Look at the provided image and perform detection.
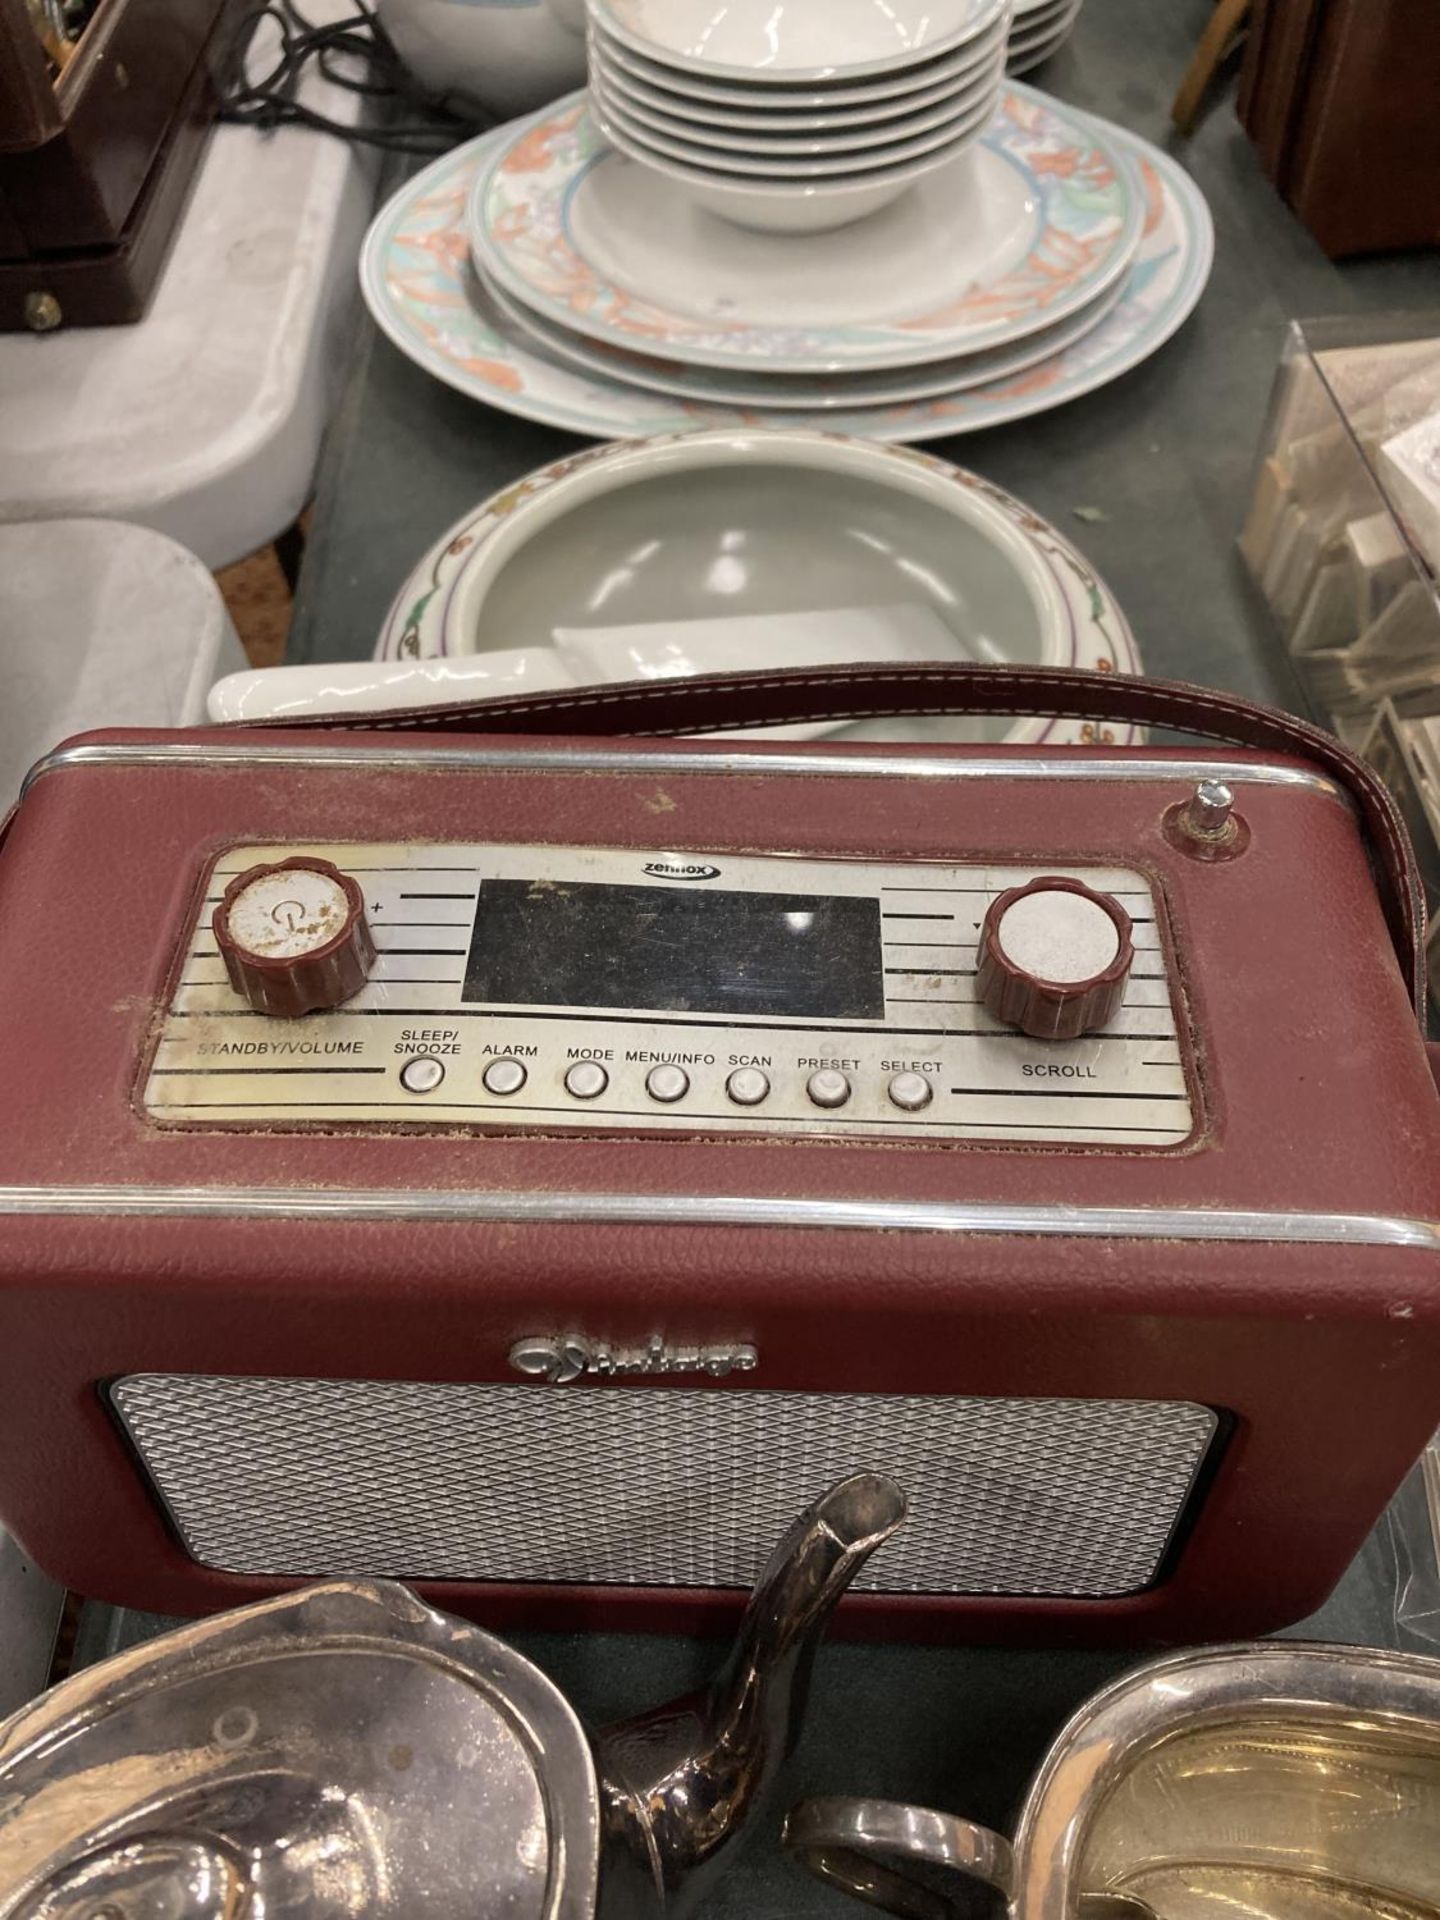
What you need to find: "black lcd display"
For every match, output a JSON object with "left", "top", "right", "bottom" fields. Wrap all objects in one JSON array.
[{"left": 463, "top": 880, "right": 884, "bottom": 1020}]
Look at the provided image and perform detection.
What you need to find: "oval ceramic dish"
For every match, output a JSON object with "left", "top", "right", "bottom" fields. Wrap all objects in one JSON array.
[{"left": 371, "top": 436, "right": 1141, "bottom": 749}]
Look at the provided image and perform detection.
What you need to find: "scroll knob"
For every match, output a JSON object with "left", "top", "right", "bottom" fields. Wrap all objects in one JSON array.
[
  {"left": 977, "top": 877, "right": 1133, "bottom": 1041},
  {"left": 213, "top": 856, "right": 374, "bottom": 1017}
]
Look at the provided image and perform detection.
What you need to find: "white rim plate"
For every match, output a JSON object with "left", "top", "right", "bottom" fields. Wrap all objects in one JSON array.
[
  {"left": 590, "top": 18, "right": 1018, "bottom": 107},
  {"left": 484, "top": 270, "right": 1126, "bottom": 407},
  {"left": 592, "top": 25, "right": 1006, "bottom": 129},
  {"left": 593, "top": 44, "right": 1003, "bottom": 153},
  {"left": 591, "top": 67, "right": 997, "bottom": 178},
  {"left": 469, "top": 88, "right": 1143, "bottom": 372},
  {"left": 589, "top": 0, "right": 1009, "bottom": 84},
  {"left": 359, "top": 97, "right": 1212, "bottom": 445}
]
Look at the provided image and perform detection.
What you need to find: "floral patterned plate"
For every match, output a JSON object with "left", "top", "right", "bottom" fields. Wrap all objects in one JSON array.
[
  {"left": 467, "top": 86, "right": 1143, "bottom": 372},
  {"left": 357, "top": 110, "right": 1210, "bottom": 443},
  {"left": 484, "top": 270, "right": 1126, "bottom": 408},
  {"left": 372, "top": 439, "right": 1142, "bottom": 747}
]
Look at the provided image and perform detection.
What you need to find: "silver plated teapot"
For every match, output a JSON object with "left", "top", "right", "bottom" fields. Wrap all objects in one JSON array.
[{"left": 0, "top": 1473, "right": 904, "bottom": 1920}]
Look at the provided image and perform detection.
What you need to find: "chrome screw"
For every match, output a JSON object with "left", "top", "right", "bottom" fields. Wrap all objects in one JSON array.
[{"left": 1185, "top": 779, "right": 1234, "bottom": 838}]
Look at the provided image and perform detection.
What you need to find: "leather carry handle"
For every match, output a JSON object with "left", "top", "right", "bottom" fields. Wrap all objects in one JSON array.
[{"left": 246, "top": 662, "right": 1427, "bottom": 1016}]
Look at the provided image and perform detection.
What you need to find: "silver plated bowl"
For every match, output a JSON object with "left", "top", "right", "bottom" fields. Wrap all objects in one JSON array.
[{"left": 786, "top": 1642, "right": 1440, "bottom": 1920}]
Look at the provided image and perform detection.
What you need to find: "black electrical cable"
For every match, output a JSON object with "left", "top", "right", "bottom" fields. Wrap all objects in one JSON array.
[{"left": 219, "top": 0, "right": 487, "bottom": 154}]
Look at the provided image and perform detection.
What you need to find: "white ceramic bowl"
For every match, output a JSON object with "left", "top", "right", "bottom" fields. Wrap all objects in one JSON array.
[
  {"left": 591, "top": 65, "right": 999, "bottom": 174},
  {"left": 592, "top": 41, "right": 1003, "bottom": 155},
  {"left": 433, "top": 430, "right": 1068, "bottom": 680},
  {"left": 1007, "top": 0, "right": 1083, "bottom": 69},
  {"left": 370, "top": 433, "right": 1139, "bottom": 747},
  {"left": 592, "top": 95, "right": 991, "bottom": 232},
  {"left": 374, "top": 433, "right": 1152, "bottom": 741},
  {"left": 377, "top": 0, "right": 586, "bottom": 119},
  {"left": 597, "top": 37, "right": 1000, "bottom": 129},
  {"left": 589, "top": 19, "right": 1009, "bottom": 107},
  {"left": 588, "top": 0, "right": 1008, "bottom": 83}
]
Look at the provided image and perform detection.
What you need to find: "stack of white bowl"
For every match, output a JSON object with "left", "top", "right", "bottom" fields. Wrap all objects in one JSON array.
[
  {"left": 1006, "top": 0, "right": 1084, "bottom": 74},
  {"left": 586, "top": 0, "right": 1013, "bottom": 235}
]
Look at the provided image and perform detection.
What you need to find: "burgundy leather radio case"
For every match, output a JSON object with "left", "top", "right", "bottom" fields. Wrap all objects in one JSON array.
[{"left": 0, "top": 664, "right": 1437, "bottom": 1642}]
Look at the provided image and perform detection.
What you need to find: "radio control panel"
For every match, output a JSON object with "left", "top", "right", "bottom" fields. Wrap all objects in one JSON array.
[{"left": 144, "top": 842, "right": 1194, "bottom": 1146}]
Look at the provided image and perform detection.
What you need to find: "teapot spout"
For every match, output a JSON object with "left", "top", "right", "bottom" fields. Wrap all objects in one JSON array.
[{"left": 594, "top": 1473, "right": 906, "bottom": 1918}]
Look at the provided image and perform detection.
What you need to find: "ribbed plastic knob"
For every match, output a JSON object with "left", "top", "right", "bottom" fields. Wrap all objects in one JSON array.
[
  {"left": 213, "top": 856, "right": 374, "bottom": 1018},
  {"left": 977, "top": 876, "right": 1133, "bottom": 1041}
]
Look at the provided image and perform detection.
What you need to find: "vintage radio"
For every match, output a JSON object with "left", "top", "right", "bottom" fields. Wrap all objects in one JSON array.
[{"left": 0, "top": 665, "right": 1437, "bottom": 1642}]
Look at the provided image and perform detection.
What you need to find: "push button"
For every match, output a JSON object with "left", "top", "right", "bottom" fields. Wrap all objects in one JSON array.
[
  {"left": 887, "top": 1071, "right": 933, "bottom": 1112},
  {"left": 726, "top": 1067, "right": 771, "bottom": 1107},
  {"left": 564, "top": 1060, "right": 609, "bottom": 1100},
  {"left": 646, "top": 1064, "right": 690, "bottom": 1103},
  {"left": 399, "top": 1056, "right": 445, "bottom": 1094},
  {"left": 806, "top": 1069, "right": 851, "bottom": 1110},
  {"left": 483, "top": 1057, "right": 527, "bottom": 1096}
]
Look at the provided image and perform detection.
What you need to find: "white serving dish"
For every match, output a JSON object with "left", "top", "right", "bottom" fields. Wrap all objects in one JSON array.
[
  {"left": 208, "top": 649, "right": 576, "bottom": 723},
  {"left": 594, "top": 24, "right": 1004, "bottom": 130},
  {"left": 214, "top": 606, "right": 972, "bottom": 737},
  {"left": 589, "top": 18, "right": 1008, "bottom": 107},
  {"left": 590, "top": 64, "right": 998, "bottom": 175},
  {"left": 592, "top": 43, "right": 1001, "bottom": 153},
  {"left": 590, "top": 95, "right": 992, "bottom": 233},
  {"left": 439, "top": 431, "right": 1066, "bottom": 674},
  {"left": 588, "top": 0, "right": 1007, "bottom": 83},
  {"left": 368, "top": 435, "right": 1140, "bottom": 747}
]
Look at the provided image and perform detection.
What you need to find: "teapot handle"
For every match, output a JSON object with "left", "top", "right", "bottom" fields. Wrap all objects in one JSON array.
[{"left": 782, "top": 1798, "right": 1014, "bottom": 1920}]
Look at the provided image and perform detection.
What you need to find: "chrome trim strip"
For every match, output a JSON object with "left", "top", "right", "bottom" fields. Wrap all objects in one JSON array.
[
  {"left": 0, "top": 1185, "right": 1434, "bottom": 1247},
  {"left": 21, "top": 741, "right": 1348, "bottom": 803}
]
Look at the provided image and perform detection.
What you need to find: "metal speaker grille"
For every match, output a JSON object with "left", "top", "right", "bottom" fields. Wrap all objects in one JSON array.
[{"left": 111, "top": 1375, "right": 1217, "bottom": 1598}]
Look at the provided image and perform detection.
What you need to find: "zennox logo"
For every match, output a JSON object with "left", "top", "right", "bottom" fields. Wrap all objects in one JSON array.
[{"left": 643, "top": 861, "right": 722, "bottom": 881}]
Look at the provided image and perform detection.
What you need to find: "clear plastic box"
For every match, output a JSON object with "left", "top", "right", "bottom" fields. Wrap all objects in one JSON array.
[{"left": 1242, "top": 315, "right": 1440, "bottom": 1002}]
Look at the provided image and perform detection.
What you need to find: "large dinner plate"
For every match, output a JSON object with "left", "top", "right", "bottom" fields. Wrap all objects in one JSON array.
[
  {"left": 467, "top": 87, "right": 1145, "bottom": 373},
  {"left": 358, "top": 106, "right": 1212, "bottom": 444}
]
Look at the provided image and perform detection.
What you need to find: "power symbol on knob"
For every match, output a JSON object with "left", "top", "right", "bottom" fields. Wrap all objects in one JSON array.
[
  {"left": 977, "top": 877, "right": 1133, "bottom": 1041},
  {"left": 213, "top": 856, "right": 375, "bottom": 1018}
]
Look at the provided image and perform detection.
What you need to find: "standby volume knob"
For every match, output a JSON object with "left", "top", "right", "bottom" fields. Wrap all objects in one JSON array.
[
  {"left": 213, "top": 856, "right": 375, "bottom": 1018},
  {"left": 977, "top": 876, "right": 1133, "bottom": 1041}
]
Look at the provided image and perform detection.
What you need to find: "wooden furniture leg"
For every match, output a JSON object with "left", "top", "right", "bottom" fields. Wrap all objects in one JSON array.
[{"left": 1172, "top": 0, "right": 1252, "bottom": 134}]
